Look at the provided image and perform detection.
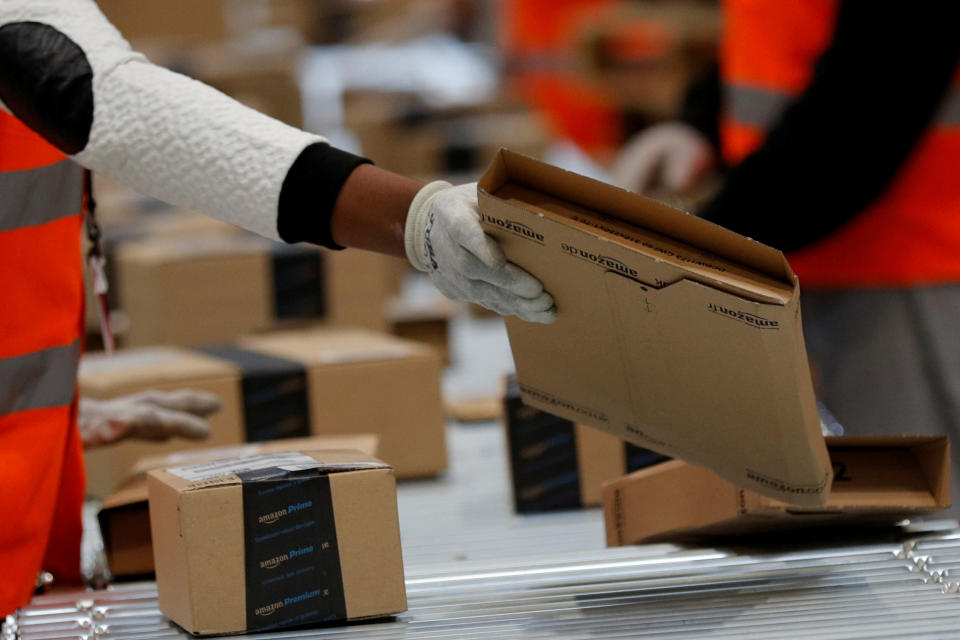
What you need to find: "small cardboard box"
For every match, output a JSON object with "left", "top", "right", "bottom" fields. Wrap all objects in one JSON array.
[
  {"left": 603, "top": 436, "right": 951, "bottom": 545},
  {"left": 99, "top": 434, "right": 379, "bottom": 578},
  {"left": 148, "top": 449, "right": 406, "bottom": 635},
  {"left": 503, "top": 375, "right": 666, "bottom": 512},
  {"left": 240, "top": 328, "right": 448, "bottom": 479},
  {"left": 386, "top": 296, "right": 457, "bottom": 365},
  {"left": 82, "top": 329, "right": 445, "bottom": 498},
  {"left": 116, "top": 233, "right": 326, "bottom": 347},
  {"left": 81, "top": 347, "right": 248, "bottom": 499},
  {"left": 478, "top": 150, "right": 830, "bottom": 506}
]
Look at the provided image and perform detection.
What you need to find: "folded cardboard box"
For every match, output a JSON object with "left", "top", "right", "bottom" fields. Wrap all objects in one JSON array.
[
  {"left": 81, "top": 328, "right": 446, "bottom": 498},
  {"left": 99, "top": 434, "right": 379, "bottom": 578},
  {"left": 116, "top": 233, "right": 327, "bottom": 347},
  {"left": 504, "top": 374, "right": 667, "bottom": 512},
  {"left": 149, "top": 448, "right": 405, "bottom": 635},
  {"left": 240, "top": 328, "right": 447, "bottom": 479},
  {"left": 478, "top": 149, "right": 829, "bottom": 506},
  {"left": 604, "top": 436, "right": 951, "bottom": 545}
]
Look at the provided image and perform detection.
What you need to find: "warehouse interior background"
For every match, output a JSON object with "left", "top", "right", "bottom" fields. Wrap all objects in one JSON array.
[{"left": 8, "top": 0, "right": 960, "bottom": 637}]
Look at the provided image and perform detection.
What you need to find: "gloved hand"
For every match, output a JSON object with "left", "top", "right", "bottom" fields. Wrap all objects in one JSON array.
[
  {"left": 78, "top": 390, "right": 221, "bottom": 449},
  {"left": 405, "top": 181, "right": 557, "bottom": 323},
  {"left": 612, "top": 122, "right": 716, "bottom": 195}
]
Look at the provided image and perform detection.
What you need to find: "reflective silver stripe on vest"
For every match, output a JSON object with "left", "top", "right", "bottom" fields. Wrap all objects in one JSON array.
[
  {"left": 935, "top": 88, "right": 960, "bottom": 126},
  {"left": 0, "top": 160, "right": 82, "bottom": 232},
  {"left": 726, "top": 84, "right": 960, "bottom": 128},
  {"left": 0, "top": 339, "right": 80, "bottom": 416}
]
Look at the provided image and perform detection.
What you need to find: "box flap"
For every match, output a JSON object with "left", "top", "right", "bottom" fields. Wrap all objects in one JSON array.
[
  {"left": 479, "top": 149, "right": 795, "bottom": 285},
  {"left": 149, "top": 449, "right": 391, "bottom": 493},
  {"left": 127, "top": 434, "right": 380, "bottom": 481}
]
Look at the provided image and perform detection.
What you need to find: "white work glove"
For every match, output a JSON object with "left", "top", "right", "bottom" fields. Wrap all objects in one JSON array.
[
  {"left": 612, "top": 122, "right": 715, "bottom": 195},
  {"left": 78, "top": 390, "right": 221, "bottom": 449},
  {"left": 405, "top": 181, "right": 557, "bottom": 323}
]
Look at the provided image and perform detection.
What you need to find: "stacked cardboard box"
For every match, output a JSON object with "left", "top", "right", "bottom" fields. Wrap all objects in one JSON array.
[
  {"left": 115, "top": 233, "right": 326, "bottom": 346},
  {"left": 81, "top": 327, "right": 446, "bottom": 498},
  {"left": 503, "top": 375, "right": 667, "bottom": 512},
  {"left": 603, "top": 436, "right": 951, "bottom": 545},
  {"left": 149, "top": 447, "right": 406, "bottom": 634},
  {"left": 99, "top": 434, "right": 379, "bottom": 578}
]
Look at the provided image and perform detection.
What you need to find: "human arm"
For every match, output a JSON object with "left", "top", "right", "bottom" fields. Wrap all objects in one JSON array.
[
  {"left": 0, "top": 0, "right": 554, "bottom": 321},
  {"left": 699, "top": 1, "right": 960, "bottom": 251}
]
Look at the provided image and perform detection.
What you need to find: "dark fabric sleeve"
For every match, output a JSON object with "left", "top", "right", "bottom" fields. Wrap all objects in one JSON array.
[
  {"left": 277, "top": 142, "right": 372, "bottom": 249},
  {"left": 699, "top": 2, "right": 960, "bottom": 252},
  {"left": 680, "top": 60, "right": 722, "bottom": 152}
]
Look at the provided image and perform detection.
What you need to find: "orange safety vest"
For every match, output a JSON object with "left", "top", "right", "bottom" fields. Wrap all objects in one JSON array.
[
  {"left": 720, "top": 0, "right": 960, "bottom": 287},
  {"left": 0, "top": 110, "right": 86, "bottom": 616},
  {"left": 501, "top": 0, "right": 623, "bottom": 158}
]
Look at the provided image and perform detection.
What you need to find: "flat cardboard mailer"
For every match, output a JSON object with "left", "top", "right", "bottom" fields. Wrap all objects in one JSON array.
[
  {"left": 503, "top": 374, "right": 667, "bottom": 512},
  {"left": 148, "top": 449, "right": 406, "bottom": 635},
  {"left": 98, "top": 434, "right": 379, "bottom": 579},
  {"left": 478, "top": 149, "right": 830, "bottom": 506},
  {"left": 603, "top": 436, "right": 951, "bottom": 545}
]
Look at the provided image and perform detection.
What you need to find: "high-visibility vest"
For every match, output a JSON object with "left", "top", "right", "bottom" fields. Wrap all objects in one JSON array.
[
  {"left": 501, "top": 0, "right": 623, "bottom": 156},
  {"left": 720, "top": 0, "right": 960, "bottom": 287},
  {"left": 0, "top": 110, "right": 86, "bottom": 616}
]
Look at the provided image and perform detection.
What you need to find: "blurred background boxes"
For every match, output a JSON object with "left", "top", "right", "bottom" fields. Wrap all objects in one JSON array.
[
  {"left": 240, "top": 328, "right": 447, "bottom": 479},
  {"left": 81, "top": 328, "right": 446, "bottom": 498}
]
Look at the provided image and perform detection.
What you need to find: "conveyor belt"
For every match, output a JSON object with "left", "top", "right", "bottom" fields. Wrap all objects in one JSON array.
[{"left": 7, "top": 530, "right": 960, "bottom": 639}]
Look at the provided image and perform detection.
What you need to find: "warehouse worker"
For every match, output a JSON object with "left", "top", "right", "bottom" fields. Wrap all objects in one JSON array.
[
  {"left": 0, "top": 0, "right": 555, "bottom": 616},
  {"left": 614, "top": 2, "right": 960, "bottom": 492}
]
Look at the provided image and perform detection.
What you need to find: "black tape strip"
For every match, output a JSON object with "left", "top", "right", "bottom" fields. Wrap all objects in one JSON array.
[
  {"left": 624, "top": 443, "right": 670, "bottom": 473},
  {"left": 198, "top": 346, "right": 312, "bottom": 442},
  {"left": 270, "top": 242, "right": 326, "bottom": 321},
  {"left": 239, "top": 467, "right": 346, "bottom": 632},
  {"left": 504, "top": 375, "right": 582, "bottom": 512}
]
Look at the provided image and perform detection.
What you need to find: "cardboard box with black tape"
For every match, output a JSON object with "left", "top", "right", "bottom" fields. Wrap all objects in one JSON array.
[
  {"left": 81, "top": 328, "right": 446, "bottom": 498},
  {"left": 603, "top": 436, "right": 951, "bottom": 545},
  {"left": 240, "top": 329, "right": 447, "bottom": 479},
  {"left": 503, "top": 374, "right": 667, "bottom": 512},
  {"left": 116, "top": 233, "right": 327, "bottom": 347},
  {"left": 148, "top": 449, "right": 405, "bottom": 635},
  {"left": 478, "top": 149, "right": 830, "bottom": 506},
  {"left": 99, "top": 434, "right": 379, "bottom": 579}
]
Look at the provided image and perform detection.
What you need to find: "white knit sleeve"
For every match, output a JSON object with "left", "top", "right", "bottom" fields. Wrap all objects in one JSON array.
[{"left": 1, "top": 0, "right": 326, "bottom": 241}]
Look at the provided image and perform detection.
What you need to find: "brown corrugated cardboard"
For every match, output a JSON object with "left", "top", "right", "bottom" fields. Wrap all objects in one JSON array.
[
  {"left": 386, "top": 296, "right": 457, "bottom": 364},
  {"left": 80, "top": 347, "right": 247, "bottom": 499},
  {"left": 148, "top": 449, "right": 406, "bottom": 635},
  {"left": 478, "top": 149, "right": 829, "bottom": 506},
  {"left": 116, "top": 234, "right": 275, "bottom": 346},
  {"left": 603, "top": 436, "right": 951, "bottom": 545},
  {"left": 503, "top": 374, "right": 667, "bottom": 512},
  {"left": 323, "top": 249, "right": 403, "bottom": 332},
  {"left": 99, "top": 435, "right": 378, "bottom": 578},
  {"left": 240, "top": 328, "right": 447, "bottom": 478}
]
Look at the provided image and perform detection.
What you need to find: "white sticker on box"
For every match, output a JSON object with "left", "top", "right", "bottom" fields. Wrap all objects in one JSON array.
[{"left": 166, "top": 452, "right": 321, "bottom": 482}]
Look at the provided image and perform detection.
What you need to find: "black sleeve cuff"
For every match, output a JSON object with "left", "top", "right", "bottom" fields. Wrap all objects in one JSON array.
[{"left": 277, "top": 142, "right": 372, "bottom": 249}]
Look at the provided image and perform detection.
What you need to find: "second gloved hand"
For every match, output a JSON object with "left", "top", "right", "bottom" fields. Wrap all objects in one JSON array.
[
  {"left": 405, "top": 181, "right": 556, "bottom": 323},
  {"left": 612, "top": 122, "right": 715, "bottom": 195},
  {"left": 78, "top": 390, "right": 221, "bottom": 449}
]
